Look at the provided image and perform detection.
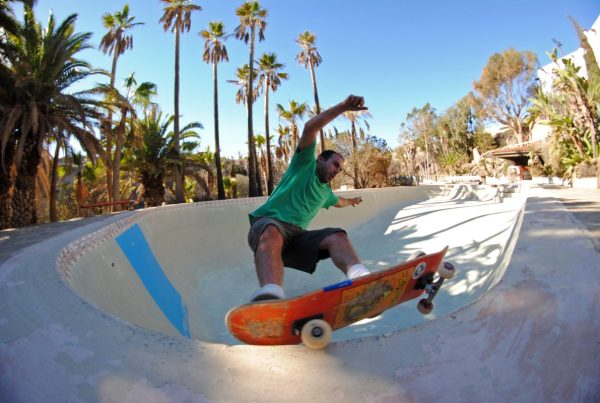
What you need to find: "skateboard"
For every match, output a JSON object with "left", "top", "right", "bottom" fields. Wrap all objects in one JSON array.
[{"left": 226, "top": 246, "right": 455, "bottom": 349}]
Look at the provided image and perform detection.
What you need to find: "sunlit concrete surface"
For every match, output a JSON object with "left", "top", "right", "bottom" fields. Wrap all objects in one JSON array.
[{"left": 1, "top": 184, "right": 598, "bottom": 402}]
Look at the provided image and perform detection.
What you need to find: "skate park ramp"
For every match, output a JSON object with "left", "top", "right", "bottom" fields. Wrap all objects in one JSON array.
[
  {"left": 3, "top": 183, "right": 599, "bottom": 402},
  {"left": 57, "top": 184, "right": 524, "bottom": 344}
]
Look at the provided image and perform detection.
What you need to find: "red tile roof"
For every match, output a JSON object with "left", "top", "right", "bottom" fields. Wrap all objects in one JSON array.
[{"left": 483, "top": 140, "right": 543, "bottom": 157}]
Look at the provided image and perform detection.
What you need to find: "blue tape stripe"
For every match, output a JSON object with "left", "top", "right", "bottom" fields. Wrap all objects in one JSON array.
[
  {"left": 323, "top": 279, "right": 352, "bottom": 292},
  {"left": 116, "top": 224, "right": 190, "bottom": 338}
]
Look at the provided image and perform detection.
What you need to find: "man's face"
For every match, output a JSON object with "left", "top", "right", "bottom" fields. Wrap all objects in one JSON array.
[{"left": 317, "top": 153, "right": 344, "bottom": 184}]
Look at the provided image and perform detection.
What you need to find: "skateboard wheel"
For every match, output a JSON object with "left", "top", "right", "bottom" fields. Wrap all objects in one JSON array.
[
  {"left": 417, "top": 299, "right": 434, "bottom": 315},
  {"left": 438, "top": 261, "right": 456, "bottom": 280},
  {"left": 407, "top": 250, "right": 426, "bottom": 261},
  {"left": 301, "top": 319, "right": 332, "bottom": 350}
]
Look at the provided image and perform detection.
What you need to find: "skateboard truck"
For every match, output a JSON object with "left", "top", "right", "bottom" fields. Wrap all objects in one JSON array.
[
  {"left": 292, "top": 314, "right": 324, "bottom": 336},
  {"left": 417, "top": 261, "right": 456, "bottom": 315}
]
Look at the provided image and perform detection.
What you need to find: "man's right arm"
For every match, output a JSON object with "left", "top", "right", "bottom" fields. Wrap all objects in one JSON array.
[{"left": 297, "top": 95, "right": 366, "bottom": 152}]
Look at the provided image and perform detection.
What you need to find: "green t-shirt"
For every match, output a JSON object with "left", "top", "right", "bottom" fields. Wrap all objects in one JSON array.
[{"left": 249, "top": 142, "right": 340, "bottom": 229}]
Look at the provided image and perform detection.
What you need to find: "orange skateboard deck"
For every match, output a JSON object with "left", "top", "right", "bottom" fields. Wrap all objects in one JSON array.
[{"left": 226, "top": 247, "right": 454, "bottom": 348}]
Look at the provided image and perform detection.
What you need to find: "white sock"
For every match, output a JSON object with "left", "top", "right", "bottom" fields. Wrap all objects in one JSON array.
[
  {"left": 347, "top": 264, "right": 370, "bottom": 279},
  {"left": 250, "top": 283, "right": 286, "bottom": 301}
]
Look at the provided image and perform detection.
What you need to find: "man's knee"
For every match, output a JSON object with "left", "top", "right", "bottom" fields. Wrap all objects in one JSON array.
[
  {"left": 258, "top": 225, "right": 284, "bottom": 250},
  {"left": 321, "top": 231, "right": 349, "bottom": 249}
]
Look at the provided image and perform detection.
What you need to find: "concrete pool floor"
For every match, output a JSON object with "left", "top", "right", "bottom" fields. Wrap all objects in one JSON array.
[{"left": 1, "top": 184, "right": 599, "bottom": 402}]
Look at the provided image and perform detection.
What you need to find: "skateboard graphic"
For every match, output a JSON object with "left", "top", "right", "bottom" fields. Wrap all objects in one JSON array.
[{"left": 226, "top": 247, "right": 455, "bottom": 349}]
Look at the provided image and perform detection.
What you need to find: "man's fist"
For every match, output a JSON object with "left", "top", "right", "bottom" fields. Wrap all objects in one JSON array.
[{"left": 343, "top": 95, "right": 367, "bottom": 111}]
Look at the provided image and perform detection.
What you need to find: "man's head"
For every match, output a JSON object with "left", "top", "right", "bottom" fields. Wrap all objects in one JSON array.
[{"left": 316, "top": 150, "right": 344, "bottom": 184}]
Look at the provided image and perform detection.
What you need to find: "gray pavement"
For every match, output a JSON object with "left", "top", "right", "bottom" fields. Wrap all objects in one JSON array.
[
  {"left": 539, "top": 184, "right": 600, "bottom": 251},
  {"left": 0, "top": 212, "right": 129, "bottom": 264}
]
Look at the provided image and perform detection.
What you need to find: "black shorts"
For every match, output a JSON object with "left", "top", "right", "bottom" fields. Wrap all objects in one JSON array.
[{"left": 248, "top": 216, "right": 345, "bottom": 274}]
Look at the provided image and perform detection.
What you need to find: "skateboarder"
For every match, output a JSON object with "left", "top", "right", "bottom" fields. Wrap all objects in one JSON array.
[{"left": 248, "top": 95, "right": 370, "bottom": 301}]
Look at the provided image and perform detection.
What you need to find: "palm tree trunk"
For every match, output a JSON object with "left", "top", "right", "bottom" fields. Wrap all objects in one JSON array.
[
  {"left": 291, "top": 125, "right": 298, "bottom": 151},
  {"left": 309, "top": 60, "right": 326, "bottom": 154},
  {"left": 111, "top": 110, "right": 127, "bottom": 210},
  {"left": 110, "top": 47, "right": 118, "bottom": 88},
  {"left": 424, "top": 139, "right": 430, "bottom": 181},
  {"left": 101, "top": 117, "right": 113, "bottom": 207},
  {"left": 11, "top": 134, "right": 40, "bottom": 227},
  {"left": 105, "top": 49, "right": 119, "bottom": 206},
  {"left": 351, "top": 121, "right": 360, "bottom": 189},
  {"left": 264, "top": 83, "right": 274, "bottom": 194},
  {"left": 174, "top": 27, "right": 185, "bottom": 203},
  {"left": 247, "top": 25, "right": 258, "bottom": 197},
  {"left": 142, "top": 172, "right": 165, "bottom": 207},
  {"left": 75, "top": 171, "right": 85, "bottom": 217},
  {"left": 213, "top": 61, "right": 225, "bottom": 200},
  {"left": 255, "top": 155, "right": 263, "bottom": 196},
  {"left": 0, "top": 187, "right": 14, "bottom": 228},
  {"left": 0, "top": 136, "right": 16, "bottom": 229},
  {"left": 260, "top": 149, "right": 267, "bottom": 191},
  {"left": 49, "top": 136, "right": 62, "bottom": 222}
]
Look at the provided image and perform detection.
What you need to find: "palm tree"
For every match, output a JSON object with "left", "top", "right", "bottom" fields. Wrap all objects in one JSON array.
[
  {"left": 48, "top": 130, "right": 68, "bottom": 222},
  {"left": 343, "top": 109, "right": 372, "bottom": 189},
  {"left": 256, "top": 52, "right": 287, "bottom": 194},
  {"left": 228, "top": 64, "right": 258, "bottom": 104},
  {"left": 124, "top": 72, "right": 158, "bottom": 115},
  {"left": 133, "top": 108, "right": 172, "bottom": 206},
  {"left": 69, "top": 151, "right": 93, "bottom": 217},
  {"left": 0, "top": 1, "right": 35, "bottom": 55},
  {"left": 254, "top": 134, "right": 267, "bottom": 191},
  {"left": 228, "top": 64, "right": 262, "bottom": 192},
  {"left": 0, "top": 7, "right": 104, "bottom": 228},
  {"left": 274, "top": 124, "right": 291, "bottom": 167},
  {"left": 91, "top": 78, "right": 145, "bottom": 208},
  {"left": 0, "top": 1, "right": 35, "bottom": 227},
  {"left": 116, "top": 74, "right": 157, "bottom": 205},
  {"left": 276, "top": 100, "right": 308, "bottom": 152},
  {"left": 133, "top": 106, "right": 203, "bottom": 206},
  {"left": 99, "top": 4, "right": 143, "bottom": 204},
  {"left": 159, "top": 0, "right": 202, "bottom": 203},
  {"left": 234, "top": 1, "right": 267, "bottom": 197},
  {"left": 200, "top": 21, "right": 229, "bottom": 199},
  {"left": 296, "top": 30, "right": 326, "bottom": 153},
  {"left": 99, "top": 4, "right": 143, "bottom": 90}
]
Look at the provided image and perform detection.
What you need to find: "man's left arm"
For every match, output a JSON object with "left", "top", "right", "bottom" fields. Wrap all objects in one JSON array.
[{"left": 334, "top": 196, "right": 363, "bottom": 208}]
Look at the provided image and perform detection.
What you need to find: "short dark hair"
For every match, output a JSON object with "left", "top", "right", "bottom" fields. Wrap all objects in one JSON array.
[{"left": 318, "top": 149, "right": 344, "bottom": 161}]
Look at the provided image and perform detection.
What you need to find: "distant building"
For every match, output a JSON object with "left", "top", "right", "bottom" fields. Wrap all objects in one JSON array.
[{"left": 536, "top": 15, "right": 600, "bottom": 95}]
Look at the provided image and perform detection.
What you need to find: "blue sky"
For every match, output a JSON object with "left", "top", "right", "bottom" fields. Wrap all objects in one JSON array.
[{"left": 18, "top": 0, "right": 600, "bottom": 158}]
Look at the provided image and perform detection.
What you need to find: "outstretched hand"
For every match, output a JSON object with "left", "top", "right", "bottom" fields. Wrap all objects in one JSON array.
[
  {"left": 348, "top": 196, "right": 363, "bottom": 207},
  {"left": 342, "top": 95, "right": 367, "bottom": 112},
  {"left": 335, "top": 196, "right": 363, "bottom": 208}
]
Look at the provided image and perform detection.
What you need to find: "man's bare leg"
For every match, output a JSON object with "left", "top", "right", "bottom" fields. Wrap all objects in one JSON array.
[
  {"left": 252, "top": 225, "right": 286, "bottom": 300},
  {"left": 320, "top": 231, "right": 369, "bottom": 278},
  {"left": 254, "top": 225, "right": 285, "bottom": 285}
]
